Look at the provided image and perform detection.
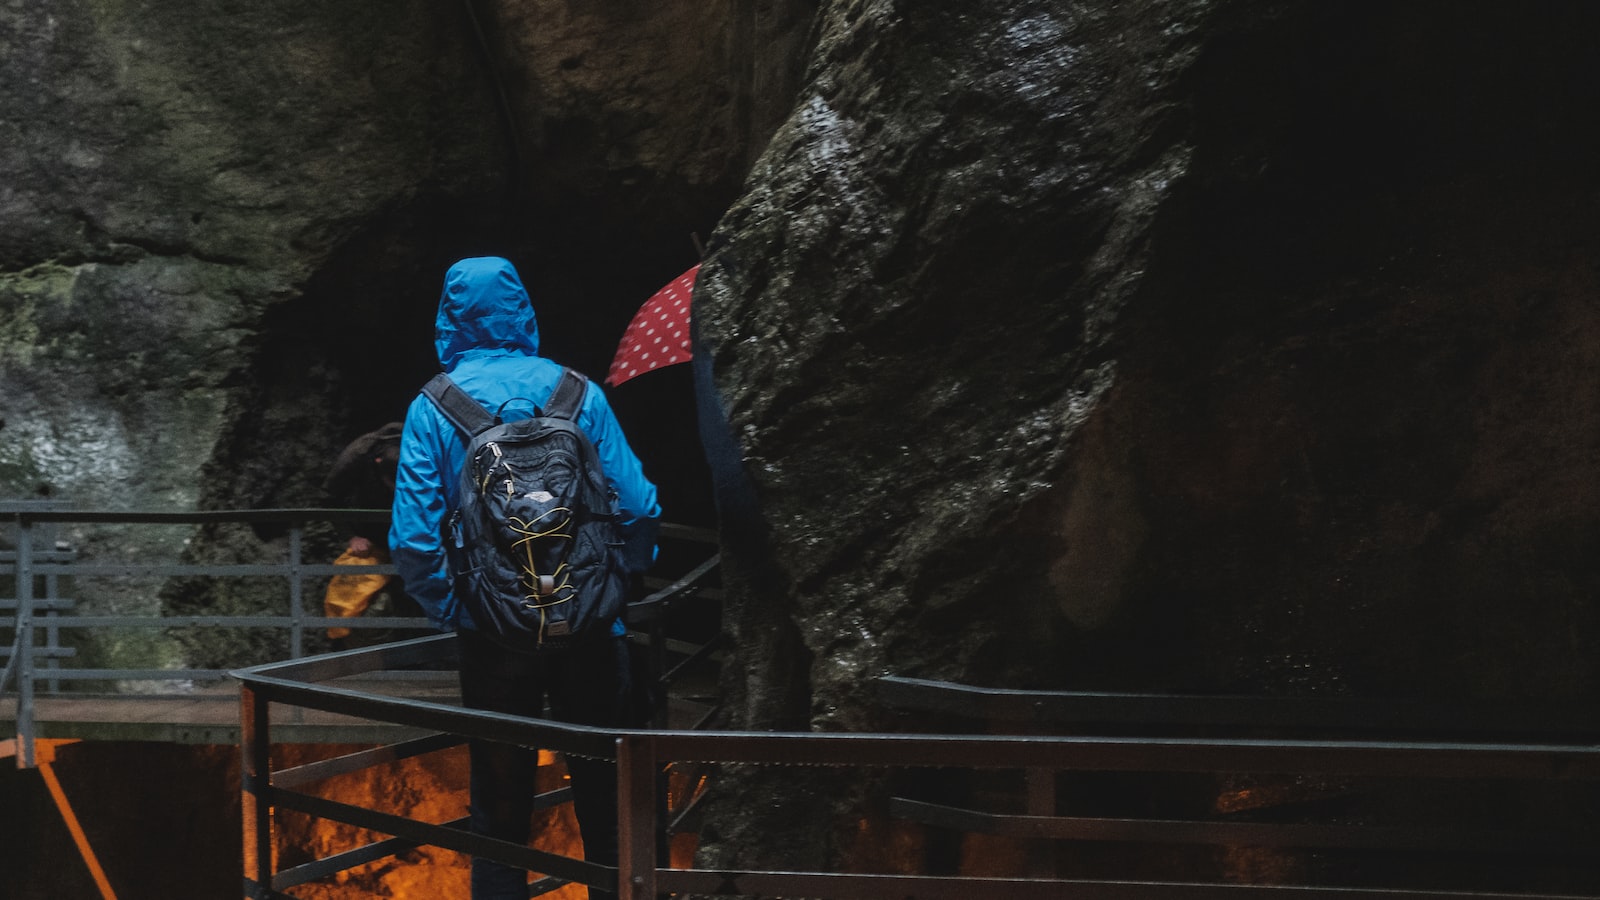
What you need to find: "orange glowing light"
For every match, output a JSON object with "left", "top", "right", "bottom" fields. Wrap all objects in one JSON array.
[{"left": 275, "top": 744, "right": 590, "bottom": 899}]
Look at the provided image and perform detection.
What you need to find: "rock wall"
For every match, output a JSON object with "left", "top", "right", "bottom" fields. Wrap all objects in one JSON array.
[
  {"left": 1, "top": 0, "right": 814, "bottom": 511},
  {"left": 0, "top": 0, "right": 816, "bottom": 660},
  {"left": 692, "top": 0, "right": 1600, "bottom": 871}
]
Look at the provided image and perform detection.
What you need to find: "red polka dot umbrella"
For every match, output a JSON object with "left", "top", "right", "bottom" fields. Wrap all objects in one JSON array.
[{"left": 605, "top": 264, "right": 697, "bottom": 387}]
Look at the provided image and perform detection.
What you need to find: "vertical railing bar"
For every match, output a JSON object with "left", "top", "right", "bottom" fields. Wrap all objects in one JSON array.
[
  {"left": 1025, "top": 766, "right": 1057, "bottom": 878},
  {"left": 287, "top": 525, "right": 304, "bottom": 660},
  {"left": 650, "top": 616, "right": 669, "bottom": 729},
  {"left": 44, "top": 559, "right": 61, "bottom": 694},
  {"left": 240, "top": 683, "right": 274, "bottom": 899},
  {"left": 15, "top": 517, "right": 36, "bottom": 769},
  {"left": 617, "top": 733, "right": 659, "bottom": 900}
]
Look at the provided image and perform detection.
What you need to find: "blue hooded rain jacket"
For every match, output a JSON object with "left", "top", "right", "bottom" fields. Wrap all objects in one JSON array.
[{"left": 388, "top": 256, "right": 661, "bottom": 632}]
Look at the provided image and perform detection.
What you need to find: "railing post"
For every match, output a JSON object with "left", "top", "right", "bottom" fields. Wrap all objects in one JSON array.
[
  {"left": 240, "top": 683, "right": 274, "bottom": 899},
  {"left": 1025, "top": 765, "right": 1058, "bottom": 878},
  {"left": 649, "top": 619, "right": 669, "bottom": 730},
  {"left": 616, "top": 733, "right": 658, "bottom": 900},
  {"left": 43, "top": 541, "right": 62, "bottom": 693},
  {"left": 287, "top": 524, "right": 304, "bottom": 659},
  {"left": 14, "top": 516, "right": 36, "bottom": 769}
]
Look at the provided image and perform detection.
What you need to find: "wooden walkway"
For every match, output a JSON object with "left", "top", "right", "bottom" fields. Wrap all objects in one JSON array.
[{"left": 2, "top": 675, "right": 461, "bottom": 746}]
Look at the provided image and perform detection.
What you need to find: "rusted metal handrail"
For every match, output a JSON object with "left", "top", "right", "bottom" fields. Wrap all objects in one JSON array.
[{"left": 233, "top": 638, "right": 1600, "bottom": 900}]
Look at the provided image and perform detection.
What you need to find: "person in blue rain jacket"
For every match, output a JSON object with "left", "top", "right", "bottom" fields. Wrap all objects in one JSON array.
[{"left": 390, "top": 255, "right": 660, "bottom": 900}]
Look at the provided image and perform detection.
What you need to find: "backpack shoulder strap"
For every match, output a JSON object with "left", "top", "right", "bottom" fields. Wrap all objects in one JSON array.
[
  {"left": 542, "top": 368, "right": 589, "bottom": 421},
  {"left": 421, "top": 373, "right": 494, "bottom": 437}
]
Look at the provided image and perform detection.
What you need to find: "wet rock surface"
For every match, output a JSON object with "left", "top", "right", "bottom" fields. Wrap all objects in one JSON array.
[
  {"left": 700, "top": 0, "right": 1600, "bottom": 715},
  {"left": 691, "top": 0, "right": 1600, "bottom": 873}
]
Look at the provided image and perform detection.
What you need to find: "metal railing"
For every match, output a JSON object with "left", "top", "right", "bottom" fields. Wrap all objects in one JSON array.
[
  {"left": 1, "top": 504, "right": 719, "bottom": 768},
  {"left": 1, "top": 506, "right": 430, "bottom": 768},
  {"left": 876, "top": 677, "right": 1600, "bottom": 879},
  {"left": 235, "top": 641, "right": 1600, "bottom": 900}
]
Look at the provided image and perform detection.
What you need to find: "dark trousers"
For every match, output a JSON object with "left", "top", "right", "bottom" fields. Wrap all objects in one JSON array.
[{"left": 458, "top": 628, "right": 634, "bottom": 900}]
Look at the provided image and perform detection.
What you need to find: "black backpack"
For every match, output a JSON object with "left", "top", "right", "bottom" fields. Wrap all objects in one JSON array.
[{"left": 422, "top": 368, "right": 627, "bottom": 650}]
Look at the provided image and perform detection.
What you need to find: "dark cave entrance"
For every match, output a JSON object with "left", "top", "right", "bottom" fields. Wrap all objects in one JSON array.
[{"left": 235, "top": 193, "right": 721, "bottom": 529}]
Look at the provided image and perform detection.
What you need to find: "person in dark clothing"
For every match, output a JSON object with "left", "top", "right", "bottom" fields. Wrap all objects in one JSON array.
[
  {"left": 326, "top": 422, "right": 403, "bottom": 545},
  {"left": 389, "top": 256, "right": 661, "bottom": 900},
  {"left": 322, "top": 422, "right": 410, "bottom": 648}
]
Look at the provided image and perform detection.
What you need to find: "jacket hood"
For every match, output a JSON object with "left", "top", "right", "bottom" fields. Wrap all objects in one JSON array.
[{"left": 434, "top": 256, "right": 540, "bottom": 370}]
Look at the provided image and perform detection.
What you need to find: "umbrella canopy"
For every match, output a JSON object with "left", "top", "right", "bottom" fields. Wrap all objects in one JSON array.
[{"left": 605, "top": 264, "right": 698, "bottom": 387}]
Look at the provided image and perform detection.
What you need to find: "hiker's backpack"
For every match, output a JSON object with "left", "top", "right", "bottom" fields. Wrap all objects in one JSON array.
[{"left": 422, "top": 368, "right": 627, "bottom": 650}]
